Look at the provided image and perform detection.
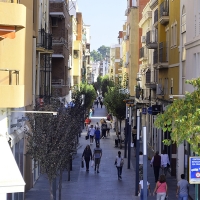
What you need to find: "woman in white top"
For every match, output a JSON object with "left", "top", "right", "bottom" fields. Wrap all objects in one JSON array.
[
  {"left": 139, "top": 178, "right": 151, "bottom": 200},
  {"left": 115, "top": 151, "right": 124, "bottom": 180},
  {"left": 161, "top": 150, "right": 170, "bottom": 176},
  {"left": 89, "top": 125, "right": 95, "bottom": 144}
]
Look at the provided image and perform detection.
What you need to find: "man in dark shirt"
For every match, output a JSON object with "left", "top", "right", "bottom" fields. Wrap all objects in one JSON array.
[
  {"left": 150, "top": 151, "right": 161, "bottom": 182},
  {"left": 94, "top": 127, "right": 101, "bottom": 146},
  {"left": 93, "top": 144, "right": 102, "bottom": 173}
]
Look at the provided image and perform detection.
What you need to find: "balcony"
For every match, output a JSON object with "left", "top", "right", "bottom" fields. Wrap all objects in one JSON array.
[
  {"left": 159, "top": 1, "right": 169, "bottom": 25},
  {"left": 51, "top": 79, "right": 69, "bottom": 96},
  {"left": 150, "top": 0, "right": 158, "bottom": 10},
  {"left": 146, "top": 31, "right": 158, "bottom": 49},
  {"left": 125, "top": 8, "right": 129, "bottom": 16},
  {"left": 139, "top": 47, "right": 148, "bottom": 61},
  {"left": 145, "top": 69, "right": 156, "bottom": 89},
  {"left": 158, "top": 42, "right": 169, "bottom": 68},
  {"left": 154, "top": 9, "right": 158, "bottom": 28},
  {"left": 37, "top": 29, "right": 53, "bottom": 51},
  {"left": 153, "top": 50, "right": 158, "bottom": 65}
]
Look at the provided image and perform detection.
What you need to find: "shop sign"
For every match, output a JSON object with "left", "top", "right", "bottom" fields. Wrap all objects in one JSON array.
[{"left": 189, "top": 157, "right": 200, "bottom": 184}]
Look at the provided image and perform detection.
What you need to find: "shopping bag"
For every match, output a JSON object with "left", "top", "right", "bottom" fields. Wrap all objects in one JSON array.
[
  {"left": 81, "top": 160, "right": 84, "bottom": 168},
  {"left": 91, "top": 160, "right": 94, "bottom": 167}
]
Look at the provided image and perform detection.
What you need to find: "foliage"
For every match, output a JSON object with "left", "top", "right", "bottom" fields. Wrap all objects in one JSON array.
[
  {"left": 90, "top": 45, "right": 110, "bottom": 62},
  {"left": 104, "top": 85, "right": 129, "bottom": 121},
  {"left": 101, "top": 75, "right": 114, "bottom": 97},
  {"left": 154, "top": 78, "right": 200, "bottom": 155},
  {"left": 79, "top": 83, "right": 96, "bottom": 110},
  {"left": 26, "top": 95, "right": 83, "bottom": 200},
  {"left": 90, "top": 50, "right": 102, "bottom": 62}
]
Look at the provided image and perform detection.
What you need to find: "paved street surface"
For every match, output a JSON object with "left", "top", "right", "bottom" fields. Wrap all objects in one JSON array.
[{"left": 25, "top": 104, "right": 194, "bottom": 200}]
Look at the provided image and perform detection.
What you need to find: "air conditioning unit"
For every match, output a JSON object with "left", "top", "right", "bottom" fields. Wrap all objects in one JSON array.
[
  {"left": 124, "top": 35, "right": 129, "bottom": 40},
  {"left": 156, "top": 84, "right": 163, "bottom": 95},
  {"left": 124, "top": 62, "right": 129, "bottom": 68},
  {"left": 141, "top": 36, "right": 146, "bottom": 43}
]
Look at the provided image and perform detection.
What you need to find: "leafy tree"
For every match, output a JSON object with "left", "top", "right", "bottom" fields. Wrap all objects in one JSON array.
[
  {"left": 90, "top": 50, "right": 102, "bottom": 62},
  {"left": 104, "top": 85, "right": 129, "bottom": 132},
  {"left": 26, "top": 96, "right": 83, "bottom": 200},
  {"left": 154, "top": 78, "right": 200, "bottom": 155},
  {"left": 97, "top": 45, "right": 110, "bottom": 59},
  {"left": 101, "top": 75, "right": 114, "bottom": 97},
  {"left": 79, "top": 83, "right": 96, "bottom": 114}
]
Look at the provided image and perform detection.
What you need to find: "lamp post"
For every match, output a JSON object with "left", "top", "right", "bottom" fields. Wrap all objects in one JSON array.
[
  {"left": 135, "top": 109, "right": 141, "bottom": 196},
  {"left": 143, "top": 126, "right": 147, "bottom": 200},
  {"left": 124, "top": 104, "right": 128, "bottom": 158}
]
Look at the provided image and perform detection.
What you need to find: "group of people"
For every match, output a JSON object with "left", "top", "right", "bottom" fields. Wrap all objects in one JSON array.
[
  {"left": 138, "top": 150, "right": 189, "bottom": 200},
  {"left": 94, "top": 96, "right": 103, "bottom": 108}
]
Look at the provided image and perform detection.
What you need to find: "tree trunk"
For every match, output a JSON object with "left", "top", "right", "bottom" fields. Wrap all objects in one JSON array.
[
  {"left": 116, "top": 118, "right": 119, "bottom": 135},
  {"left": 49, "top": 179, "right": 54, "bottom": 200},
  {"left": 67, "top": 162, "right": 71, "bottom": 181},
  {"left": 58, "top": 169, "right": 63, "bottom": 200}
]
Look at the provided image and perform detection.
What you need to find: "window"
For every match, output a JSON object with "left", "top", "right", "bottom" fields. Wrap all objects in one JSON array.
[
  {"left": 171, "top": 22, "right": 177, "bottom": 47},
  {"left": 181, "top": 6, "right": 186, "bottom": 33},
  {"left": 52, "top": 17, "right": 58, "bottom": 27}
]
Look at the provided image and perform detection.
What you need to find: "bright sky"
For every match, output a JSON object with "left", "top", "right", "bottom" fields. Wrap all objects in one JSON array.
[{"left": 77, "top": 0, "right": 127, "bottom": 51}]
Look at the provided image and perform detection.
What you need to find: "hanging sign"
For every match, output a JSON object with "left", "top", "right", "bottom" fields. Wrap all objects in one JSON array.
[{"left": 189, "top": 157, "right": 200, "bottom": 184}]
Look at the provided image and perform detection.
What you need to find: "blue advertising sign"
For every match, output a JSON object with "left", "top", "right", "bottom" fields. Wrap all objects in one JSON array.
[
  {"left": 142, "top": 108, "right": 147, "bottom": 115},
  {"left": 147, "top": 107, "right": 152, "bottom": 115},
  {"left": 189, "top": 157, "right": 200, "bottom": 184}
]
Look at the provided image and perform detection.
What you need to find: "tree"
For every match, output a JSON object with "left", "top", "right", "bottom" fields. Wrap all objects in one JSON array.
[
  {"left": 26, "top": 96, "right": 83, "bottom": 200},
  {"left": 90, "top": 50, "right": 102, "bottom": 62},
  {"left": 104, "top": 85, "right": 129, "bottom": 133},
  {"left": 101, "top": 75, "right": 114, "bottom": 97},
  {"left": 79, "top": 83, "right": 96, "bottom": 114},
  {"left": 154, "top": 78, "right": 200, "bottom": 155},
  {"left": 97, "top": 45, "right": 110, "bottom": 59}
]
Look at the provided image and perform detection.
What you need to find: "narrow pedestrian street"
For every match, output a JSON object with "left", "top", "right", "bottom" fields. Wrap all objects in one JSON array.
[
  {"left": 25, "top": 104, "right": 193, "bottom": 200},
  {"left": 25, "top": 105, "right": 138, "bottom": 200}
]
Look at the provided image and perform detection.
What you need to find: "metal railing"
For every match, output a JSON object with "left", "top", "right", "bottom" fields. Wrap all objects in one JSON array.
[
  {"left": 160, "top": 0, "right": 169, "bottom": 17},
  {"left": 153, "top": 50, "right": 158, "bottom": 64},
  {"left": 37, "top": 29, "right": 52, "bottom": 50},
  {"left": 159, "top": 42, "right": 168, "bottom": 62},
  {"left": 146, "top": 30, "right": 157, "bottom": 44},
  {"left": 0, "top": 69, "right": 19, "bottom": 85},
  {"left": 154, "top": 9, "right": 158, "bottom": 24}
]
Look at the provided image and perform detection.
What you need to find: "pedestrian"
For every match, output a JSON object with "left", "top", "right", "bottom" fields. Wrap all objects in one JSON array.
[
  {"left": 161, "top": 150, "right": 170, "bottom": 176},
  {"left": 114, "top": 151, "right": 124, "bottom": 180},
  {"left": 89, "top": 108, "right": 93, "bottom": 118},
  {"left": 82, "top": 145, "right": 92, "bottom": 172},
  {"left": 106, "top": 120, "right": 111, "bottom": 137},
  {"left": 100, "top": 100, "right": 103, "bottom": 108},
  {"left": 101, "top": 120, "right": 107, "bottom": 138},
  {"left": 139, "top": 151, "right": 143, "bottom": 180},
  {"left": 153, "top": 174, "right": 168, "bottom": 199},
  {"left": 138, "top": 177, "right": 151, "bottom": 200},
  {"left": 93, "top": 143, "right": 102, "bottom": 173},
  {"left": 92, "top": 106, "right": 95, "bottom": 115},
  {"left": 96, "top": 100, "right": 99, "bottom": 108},
  {"left": 94, "top": 127, "right": 101, "bottom": 146},
  {"left": 132, "top": 126, "right": 137, "bottom": 147},
  {"left": 95, "top": 122, "right": 100, "bottom": 130},
  {"left": 176, "top": 174, "right": 189, "bottom": 200},
  {"left": 84, "top": 116, "right": 91, "bottom": 131},
  {"left": 150, "top": 151, "right": 161, "bottom": 182},
  {"left": 89, "top": 125, "right": 95, "bottom": 144}
]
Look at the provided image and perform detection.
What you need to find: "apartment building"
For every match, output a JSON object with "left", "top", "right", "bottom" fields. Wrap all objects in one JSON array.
[
  {"left": 49, "top": 0, "right": 71, "bottom": 102},
  {"left": 0, "top": 1, "right": 33, "bottom": 200}
]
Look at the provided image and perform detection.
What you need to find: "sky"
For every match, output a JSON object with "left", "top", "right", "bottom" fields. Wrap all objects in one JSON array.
[{"left": 77, "top": 0, "right": 127, "bottom": 51}]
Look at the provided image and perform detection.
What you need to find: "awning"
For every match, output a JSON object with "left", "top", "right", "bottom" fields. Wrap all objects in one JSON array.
[
  {"left": 52, "top": 54, "right": 64, "bottom": 58},
  {"left": 0, "top": 26, "right": 16, "bottom": 39},
  {"left": 0, "top": 135, "right": 25, "bottom": 193},
  {"left": 49, "top": 12, "right": 65, "bottom": 18},
  {"left": 9, "top": 124, "right": 29, "bottom": 147}
]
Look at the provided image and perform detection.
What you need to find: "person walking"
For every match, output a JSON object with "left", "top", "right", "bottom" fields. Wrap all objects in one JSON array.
[
  {"left": 84, "top": 116, "right": 91, "bottom": 131},
  {"left": 153, "top": 174, "right": 168, "bottom": 199},
  {"left": 82, "top": 145, "right": 92, "bottom": 172},
  {"left": 150, "top": 151, "right": 161, "bottom": 182},
  {"left": 161, "top": 150, "right": 170, "bottom": 176},
  {"left": 100, "top": 100, "right": 103, "bottom": 108},
  {"left": 95, "top": 122, "right": 100, "bottom": 130},
  {"left": 101, "top": 120, "right": 107, "bottom": 138},
  {"left": 93, "top": 143, "right": 102, "bottom": 173},
  {"left": 176, "top": 174, "right": 189, "bottom": 200},
  {"left": 96, "top": 99, "right": 99, "bottom": 108},
  {"left": 94, "top": 127, "right": 101, "bottom": 146},
  {"left": 89, "top": 125, "right": 95, "bottom": 144},
  {"left": 115, "top": 151, "right": 124, "bottom": 180},
  {"left": 139, "top": 151, "right": 143, "bottom": 180},
  {"left": 139, "top": 177, "right": 151, "bottom": 200}
]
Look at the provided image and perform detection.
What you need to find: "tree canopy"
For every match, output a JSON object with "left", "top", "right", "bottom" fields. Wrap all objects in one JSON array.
[
  {"left": 90, "top": 45, "right": 110, "bottom": 62},
  {"left": 154, "top": 78, "right": 200, "bottom": 155}
]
